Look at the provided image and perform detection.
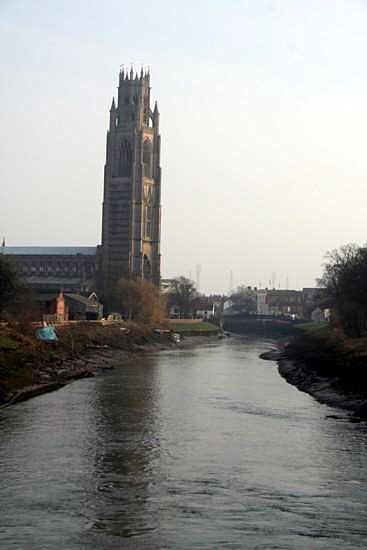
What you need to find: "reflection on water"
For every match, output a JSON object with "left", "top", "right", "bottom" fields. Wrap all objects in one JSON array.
[
  {"left": 1, "top": 337, "right": 367, "bottom": 549},
  {"left": 90, "top": 358, "right": 162, "bottom": 541}
]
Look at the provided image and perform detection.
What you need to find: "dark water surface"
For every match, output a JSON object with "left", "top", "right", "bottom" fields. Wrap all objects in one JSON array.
[{"left": 1, "top": 337, "right": 367, "bottom": 549}]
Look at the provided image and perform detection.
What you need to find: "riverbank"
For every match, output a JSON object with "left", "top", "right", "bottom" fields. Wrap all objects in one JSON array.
[
  {"left": 277, "top": 357, "right": 367, "bottom": 418},
  {"left": 0, "top": 321, "right": 221, "bottom": 407},
  {"left": 261, "top": 328, "right": 367, "bottom": 418}
]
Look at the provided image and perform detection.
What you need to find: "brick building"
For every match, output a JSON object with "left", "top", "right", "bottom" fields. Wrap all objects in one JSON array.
[{"left": 265, "top": 289, "right": 304, "bottom": 318}]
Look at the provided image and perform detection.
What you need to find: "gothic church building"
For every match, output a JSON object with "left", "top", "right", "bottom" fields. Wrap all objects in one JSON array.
[
  {"left": 101, "top": 67, "right": 161, "bottom": 292},
  {"left": 3, "top": 69, "right": 162, "bottom": 306}
]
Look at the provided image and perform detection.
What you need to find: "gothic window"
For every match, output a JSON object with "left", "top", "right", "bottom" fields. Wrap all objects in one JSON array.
[
  {"left": 143, "top": 254, "right": 152, "bottom": 280},
  {"left": 118, "top": 140, "right": 132, "bottom": 177},
  {"left": 144, "top": 200, "right": 153, "bottom": 239},
  {"left": 143, "top": 139, "right": 153, "bottom": 178}
]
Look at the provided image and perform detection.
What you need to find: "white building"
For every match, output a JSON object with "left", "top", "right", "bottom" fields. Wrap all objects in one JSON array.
[{"left": 256, "top": 289, "right": 269, "bottom": 315}]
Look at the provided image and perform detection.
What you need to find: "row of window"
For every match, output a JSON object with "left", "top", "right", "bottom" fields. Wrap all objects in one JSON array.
[{"left": 18, "top": 263, "right": 95, "bottom": 275}]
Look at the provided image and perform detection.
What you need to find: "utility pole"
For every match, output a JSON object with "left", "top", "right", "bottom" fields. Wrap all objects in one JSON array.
[
  {"left": 196, "top": 264, "right": 201, "bottom": 293},
  {"left": 229, "top": 270, "right": 234, "bottom": 295},
  {"left": 271, "top": 272, "right": 276, "bottom": 290}
]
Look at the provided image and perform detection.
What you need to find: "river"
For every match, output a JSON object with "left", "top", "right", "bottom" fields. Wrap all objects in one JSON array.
[{"left": 1, "top": 337, "right": 367, "bottom": 549}]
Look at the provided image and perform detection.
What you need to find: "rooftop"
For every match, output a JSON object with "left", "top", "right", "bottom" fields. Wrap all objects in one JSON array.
[{"left": 2, "top": 246, "right": 97, "bottom": 256}]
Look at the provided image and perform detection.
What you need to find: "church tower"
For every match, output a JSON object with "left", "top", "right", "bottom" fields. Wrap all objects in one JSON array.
[{"left": 101, "top": 68, "right": 161, "bottom": 296}]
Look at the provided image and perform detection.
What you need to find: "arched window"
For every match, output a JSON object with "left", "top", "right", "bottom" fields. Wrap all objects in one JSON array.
[
  {"left": 118, "top": 140, "right": 132, "bottom": 177},
  {"left": 144, "top": 204, "right": 153, "bottom": 239},
  {"left": 143, "top": 139, "right": 153, "bottom": 178},
  {"left": 143, "top": 254, "right": 152, "bottom": 280}
]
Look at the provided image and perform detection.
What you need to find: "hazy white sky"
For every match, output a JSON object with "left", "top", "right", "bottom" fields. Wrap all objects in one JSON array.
[{"left": 2, "top": 0, "right": 367, "bottom": 293}]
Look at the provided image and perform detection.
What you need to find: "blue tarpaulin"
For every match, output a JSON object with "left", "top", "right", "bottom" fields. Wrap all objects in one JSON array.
[{"left": 35, "top": 326, "right": 58, "bottom": 342}]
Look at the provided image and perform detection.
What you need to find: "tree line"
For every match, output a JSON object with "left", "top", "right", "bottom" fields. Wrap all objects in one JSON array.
[{"left": 3, "top": 243, "right": 367, "bottom": 335}]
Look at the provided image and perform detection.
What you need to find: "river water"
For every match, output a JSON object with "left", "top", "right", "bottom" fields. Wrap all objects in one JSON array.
[{"left": 1, "top": 337, "right": 367, "bottom": 549}]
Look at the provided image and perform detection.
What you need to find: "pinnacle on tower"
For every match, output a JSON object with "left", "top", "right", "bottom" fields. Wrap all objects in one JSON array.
[
  {"left": 118, "top": 65, "right": 151, "bottom": 81},
  {"left": 110, "top": 97, "right": 116, "bottom": 111}
]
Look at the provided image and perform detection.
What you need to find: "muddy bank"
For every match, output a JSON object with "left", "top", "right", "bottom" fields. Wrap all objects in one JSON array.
[
  {"left": 0, "top": 322, "right": 160, "bottom": 407},
  {"left": 0, "top": 347, "right": 130, "bottom": 408},
  {"left": 260, "top": 344, "right": 367, "bottom": 419},
  {"left": 0, "top": 325, "right": 223, "bottom": 408},
  {"left": 277, "top": 357, "right": 367, "bottom": 418}
]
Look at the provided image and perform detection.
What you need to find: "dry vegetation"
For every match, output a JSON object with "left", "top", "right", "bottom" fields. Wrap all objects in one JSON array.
[
  {"left": 115, "top": 278, "right": 167, "bottom": 323},
  {"left": 285, "top": 326, "right": 367, "bottom": 394}
]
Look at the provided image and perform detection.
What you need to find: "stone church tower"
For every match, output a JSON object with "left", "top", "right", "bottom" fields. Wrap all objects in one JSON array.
[{"left": 101, "top": 68, "right": 161, "bottom": 295}]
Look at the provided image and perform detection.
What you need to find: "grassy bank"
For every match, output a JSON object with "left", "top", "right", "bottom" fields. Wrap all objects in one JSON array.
[{"left": 160, "top": 320, "right": 219, "bottom": 335}]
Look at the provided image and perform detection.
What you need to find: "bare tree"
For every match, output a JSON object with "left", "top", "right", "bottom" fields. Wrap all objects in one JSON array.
[
  {"left": 168, "top": 277, "right": 197, "bottom": 318},
  {"left": 229, "top": 285, "right": 257, "bottom": 314},
  {"left": 116, "top": 279, "right": 166, "bottom": 324},
  {"left": 319, "top": 244, "right": 367, "bottom": 336}
]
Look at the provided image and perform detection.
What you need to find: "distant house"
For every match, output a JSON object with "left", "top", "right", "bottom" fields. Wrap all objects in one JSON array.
[
  {"left": 302, "top": 288, "right": 326, "bottom": 320},
  {"left": 160, "top": 278, "right": 176, "bottom": 293},
  {"left": 256, "top": 289, "right": 269, "bottom": 315},
  {"left": 265, "top": 290, "right": 304, "bottom": 318},
  {"left": 223, "top": 299, "right": 234, "bottom": 312},
  {"left": 46, "top": 291, "right": 103, "bottom": 322},
  {"left": 193, "top": 299, "right": 215, "bottom": 320},
  {"left": 301, "top": 288, "right": 330, "bottom": 322}
]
